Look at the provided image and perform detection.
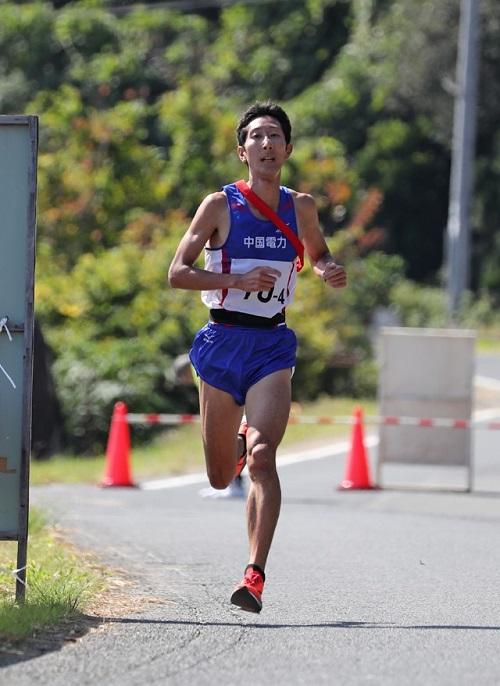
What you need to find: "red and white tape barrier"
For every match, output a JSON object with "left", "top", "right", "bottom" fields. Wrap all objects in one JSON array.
[{"left": 126, "top": 412, "right": 500, "bottom": 430}]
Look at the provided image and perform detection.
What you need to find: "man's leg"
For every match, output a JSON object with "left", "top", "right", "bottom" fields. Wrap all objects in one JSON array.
[
  {"left": 199, "top": 379, "right": 244, "bottom": 489},
  {"left": 244, "top": 368, "right": 291, "bottom": 570},
  {"left": 230, "top": 368, "right": 291, "bottom": 612}
]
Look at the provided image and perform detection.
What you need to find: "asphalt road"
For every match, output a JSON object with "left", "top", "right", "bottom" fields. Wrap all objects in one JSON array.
[
  {"left": 2, "top": 363, "right": 500, "bottom": 685},
  {"left": 476, "top": 353, "right": 500, "bottom": 380}
]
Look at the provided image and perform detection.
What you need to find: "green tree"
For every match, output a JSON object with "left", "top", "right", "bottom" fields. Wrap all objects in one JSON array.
[
  {"left": 33, "top": 85, "right": 166, "bottom": 267},
  {"left": 157, "top": 80, "right": 241, "bottom": 215},
  {"left": 37, "top": 214, "right": 206, "bottom": 452},
  {"left": 355, "top": 117, "right": 450, "bottom": 280},
  {"left": 0, "top": 2, "right": 62, "bottom": 111},
  {"left": 203, "top": 0, "right": 351, "bottom": 102}
]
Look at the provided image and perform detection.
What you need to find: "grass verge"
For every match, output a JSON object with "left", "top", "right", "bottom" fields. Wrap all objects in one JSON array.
[
  {"left": 30, "top": 396, "right": 378, "bottom": 485},
  {"left": 476, "top": 337, "right": 500, "bottom": 353},
  {"left": 0, "top": 508, "right": 104, "bottom": 642}
]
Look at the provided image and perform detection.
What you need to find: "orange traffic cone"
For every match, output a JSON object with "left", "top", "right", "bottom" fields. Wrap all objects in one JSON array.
[
  {"left": 338, "top": 406, "right": 375, "bottom": 490},
  {"left": 101, "top": 401, "right": 136, "bottom": 487}
]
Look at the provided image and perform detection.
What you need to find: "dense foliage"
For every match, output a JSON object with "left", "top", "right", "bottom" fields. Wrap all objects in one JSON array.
[{"left": 2, "top": 0, "right": 498, "bottom": 451}]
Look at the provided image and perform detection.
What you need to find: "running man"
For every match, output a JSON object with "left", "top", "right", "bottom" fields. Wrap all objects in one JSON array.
[{"left": 168, "top": 101, "right": 347, "bottom": 613}]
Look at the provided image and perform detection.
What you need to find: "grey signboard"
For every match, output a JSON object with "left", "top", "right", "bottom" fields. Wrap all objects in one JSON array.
[
  {"left": 0, "top": 115, "right": 38, "bottom": 601},
  {"left": 377, "top": 327, "right": 475, "bottom": 491}
]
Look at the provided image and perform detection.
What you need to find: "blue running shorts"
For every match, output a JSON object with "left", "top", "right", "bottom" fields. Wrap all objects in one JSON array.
[{"left": 189, "top": 322, "right": 297, "bottom": 406}]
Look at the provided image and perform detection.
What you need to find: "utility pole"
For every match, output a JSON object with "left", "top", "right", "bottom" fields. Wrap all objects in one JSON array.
[{"left": 446, "top": 0, "right": 480, "bottom": 319}]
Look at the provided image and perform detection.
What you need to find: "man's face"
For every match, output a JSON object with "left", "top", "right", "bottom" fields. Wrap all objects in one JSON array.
[{"left": 238, "top": 115, "right": 292, "bottom": 175}]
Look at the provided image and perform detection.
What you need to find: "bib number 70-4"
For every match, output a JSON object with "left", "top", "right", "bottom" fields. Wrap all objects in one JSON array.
[{"left": 244, "top": 287, "right": 285, "bottom": 304}]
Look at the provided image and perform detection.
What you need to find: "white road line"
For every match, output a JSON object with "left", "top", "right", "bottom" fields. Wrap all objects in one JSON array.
[
  {"left": 141, "top": 472, "right": 211, "bottom": 490},
  {"left": 140, "top": 404, "right": 500, "bottom": 491},
  {"left": 474, "top": 406, "right": 500, "bottom": 422},
  {"left": 475, "top": 375, "right": 500, "bottom": 392},
  {"left": 277, "top": 435, "right": 379, "bottom": 467},
  {"left": 141, "top": 435, "right": 379, "bottom": 491}
]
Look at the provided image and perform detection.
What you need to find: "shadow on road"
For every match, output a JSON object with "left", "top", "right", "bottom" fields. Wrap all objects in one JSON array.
[
  {"left": 0, "top": 613, "right": 101, "bottom": 669},
  {"left": 107, "top": 617, "right": 500, "bottom": 631},
  {"left": 3, "top": 614, "right": 498, "bottom": 672}
]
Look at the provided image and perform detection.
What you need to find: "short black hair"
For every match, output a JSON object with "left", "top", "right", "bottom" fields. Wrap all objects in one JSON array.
[{"left": 236, "top": 101, "right": 292, "bottom": 146}]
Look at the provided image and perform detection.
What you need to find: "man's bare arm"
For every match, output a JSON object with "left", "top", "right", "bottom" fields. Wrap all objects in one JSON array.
[
  {"left": 168, "top": 193, "right": 280, "bottom": 292},
  {"left": 294, "top": 192, "right": 347, "bottom": 289}
]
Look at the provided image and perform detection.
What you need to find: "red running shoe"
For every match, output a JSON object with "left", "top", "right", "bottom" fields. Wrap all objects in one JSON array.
[
  {"left": 230, "top": 565, "right": 265, "bottom": 613},
  {"left": 234, "top": 419, "right": 248, "bottom": 478}
]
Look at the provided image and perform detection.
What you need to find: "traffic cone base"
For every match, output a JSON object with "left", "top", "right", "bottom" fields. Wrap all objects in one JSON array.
[
  {"left": 101, "top": 401, "right": 136, "bottom": 488},
  {"left": 338, "top": 479, "right": 376, "bottom": 491},
  {"left": 338, "top": 406, "right": 375, "bottom": 491}
]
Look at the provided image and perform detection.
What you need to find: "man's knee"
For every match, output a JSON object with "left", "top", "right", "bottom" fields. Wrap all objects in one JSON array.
[{"left": 247, "top": 439, "right": 276, "bottom": 481}]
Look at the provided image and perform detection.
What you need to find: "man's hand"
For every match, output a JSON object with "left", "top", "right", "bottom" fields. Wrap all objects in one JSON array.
[
  {"left": 235, "top": 267, "right": 281, "bottom": 292},
  {"left": 322, "top": 262, "right": 347, "bottom": 288}
]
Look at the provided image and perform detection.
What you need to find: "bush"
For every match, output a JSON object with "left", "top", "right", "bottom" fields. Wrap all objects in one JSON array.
[
  {"left": 389, "top": 281, "right": 498, "bottom": 330},
  {"left": 38, "top": 216, "right": 206, "bottom": 453},
  {"left": 456, "top": 290, "right": 498, "bottom": 328},
  {"left": 350, "top": 359, "right": 378, "bottom": 397},
  {"left": 389, "top": 280, "right": 448, "bottom": 328}
]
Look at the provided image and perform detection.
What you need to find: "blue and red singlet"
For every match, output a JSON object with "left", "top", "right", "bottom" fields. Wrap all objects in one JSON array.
[
  {"left": 190, "top": 182, "right": 299, "bottom": 403},
  {"left": 201, "top": 182, "right": 300, "bottom": 319}
]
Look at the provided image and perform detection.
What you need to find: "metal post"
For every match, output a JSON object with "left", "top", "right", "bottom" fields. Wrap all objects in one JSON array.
[
  {"left": 15, "top": 116, "right": 38, "bottom": 604},
  {"left": 446, "top": 0, "right": 480, "bottom": 318}
]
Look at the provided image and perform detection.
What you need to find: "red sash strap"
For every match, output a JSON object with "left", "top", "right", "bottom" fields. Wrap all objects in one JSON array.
[{"left": 234, "top": 179, "right": 304, "bottom": 272}]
